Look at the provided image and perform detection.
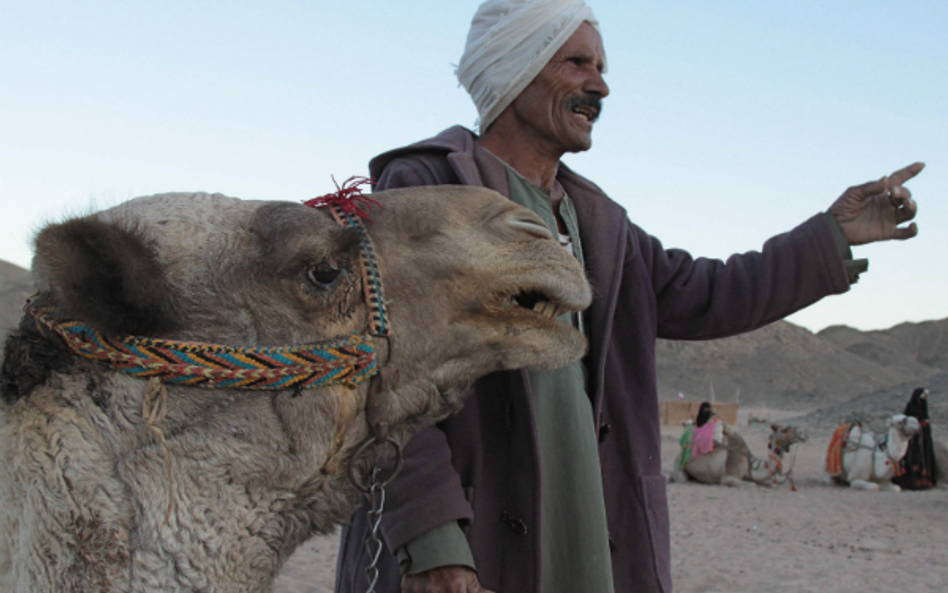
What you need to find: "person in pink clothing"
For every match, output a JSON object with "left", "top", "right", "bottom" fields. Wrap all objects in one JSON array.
[{"left": 691, "top": 402, "right": 722, "bottom": 458}]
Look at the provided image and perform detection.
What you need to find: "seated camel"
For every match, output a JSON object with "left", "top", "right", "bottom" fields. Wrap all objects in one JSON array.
[
  {"left": 0, "top": 187, "right": 591, "bottom": 593},
  {"left": 826, "top": 415, "right": 921, "bottom": 491},
  {"left": 936, "top": 440, "right": 948, "bottom": 486},
  {"left": 671, "top": 423, "right": 808, "bottom": 489}
]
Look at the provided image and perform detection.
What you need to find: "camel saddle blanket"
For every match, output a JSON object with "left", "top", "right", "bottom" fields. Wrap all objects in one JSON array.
[{"left": 825, "top": 423, "right": 850, "bottom": 475}]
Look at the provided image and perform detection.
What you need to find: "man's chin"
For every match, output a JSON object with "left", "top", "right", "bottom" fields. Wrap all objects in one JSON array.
[{"left": 566, "top": 136, "right": 593, "bottom": 153}]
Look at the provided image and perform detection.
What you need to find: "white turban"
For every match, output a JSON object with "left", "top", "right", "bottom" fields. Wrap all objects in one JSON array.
[{"left": 456, "top": 0, "right": 605, "bottom": 133}]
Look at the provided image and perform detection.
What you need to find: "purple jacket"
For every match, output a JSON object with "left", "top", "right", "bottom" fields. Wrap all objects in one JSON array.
[{"left": 335, "top": 127, "right": 850, "bottom": 593}]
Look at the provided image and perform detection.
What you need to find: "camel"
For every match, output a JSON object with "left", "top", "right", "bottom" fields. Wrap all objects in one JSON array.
[
  {"left": 937, "top": 440, "right": 948, "bottom": 487},
  {"left": 0, "top": 186, "right": 592, "bottom": 593},
  {"left": 827, "top": 415, "right": 921, "bottom": 491},
  {"left": 671, "top": 423, "right": 808, "bottom": 489}
]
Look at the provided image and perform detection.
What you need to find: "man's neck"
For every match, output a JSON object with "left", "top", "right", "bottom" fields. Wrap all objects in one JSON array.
[{"left": 477, "top": 125, "right": 561, "bottom": 190}]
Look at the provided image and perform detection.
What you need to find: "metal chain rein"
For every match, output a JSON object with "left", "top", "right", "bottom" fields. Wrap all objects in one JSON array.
[{"left": 346, "top": 432, "right": 404, "bottom": 593}]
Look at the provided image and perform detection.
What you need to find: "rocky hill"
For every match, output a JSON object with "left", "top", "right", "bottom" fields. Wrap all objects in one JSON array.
[
  {"left": 790, "top": 372, "right": 948, "bottom": 433},
  {"left": 655, "top": 318, "right": 943, "bottom": 411},
  {"left": 819, "top": 319, "right": 948, "bottom": 373},
  {"left": 0, "top": 259, "right": 31, "bottom": 342}
]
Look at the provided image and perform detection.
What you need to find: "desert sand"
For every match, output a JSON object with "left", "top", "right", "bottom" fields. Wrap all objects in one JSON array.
[{"left": 274, "top": 409, "right": 948, "bottom": 593}]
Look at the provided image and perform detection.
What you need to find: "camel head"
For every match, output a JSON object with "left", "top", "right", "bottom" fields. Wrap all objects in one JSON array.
[
  {"left": 11, "top": 187, "right": 591, "bottom": 460},
  {"left": 0, "top": 187, "right": 591, "bottom": 592},
  {"left": 887, "top": 414, "right": 921, "bottom": 441},
  {"left": 769, "top": 423, "right": 808, "bottom": 454}
]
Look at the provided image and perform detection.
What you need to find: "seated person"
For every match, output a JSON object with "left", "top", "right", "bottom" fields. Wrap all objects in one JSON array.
[{"left": 679, "top": 402, "right": 722, "bottom": 468}]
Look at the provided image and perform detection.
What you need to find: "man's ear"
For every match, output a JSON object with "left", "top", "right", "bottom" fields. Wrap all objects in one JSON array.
[{"left": 32, "top": 217, "right": 180, "bottom": 336}]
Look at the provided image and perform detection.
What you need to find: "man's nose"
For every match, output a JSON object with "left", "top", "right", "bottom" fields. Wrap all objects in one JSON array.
[{"left": 587, "top": 70, "right": 609, "bottom": 99}]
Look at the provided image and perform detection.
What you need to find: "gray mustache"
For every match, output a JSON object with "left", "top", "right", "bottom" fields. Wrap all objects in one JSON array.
[{"left": 566, "top": 95, "right": 603, "bottom": 121}]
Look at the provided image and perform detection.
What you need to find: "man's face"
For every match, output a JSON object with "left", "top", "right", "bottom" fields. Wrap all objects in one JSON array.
[{"left": 509, "top": 22, "right": 609, "bottom": 155}]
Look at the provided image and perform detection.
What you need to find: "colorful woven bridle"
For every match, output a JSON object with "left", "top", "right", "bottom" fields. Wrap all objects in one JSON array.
[{"left": 26, "top": 176, "right": 390, "bottom": 393}]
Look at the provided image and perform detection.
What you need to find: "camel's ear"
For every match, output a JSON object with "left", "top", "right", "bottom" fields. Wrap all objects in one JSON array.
[{"left": 32, "top": 217, "right": 179, "bottom": 336}]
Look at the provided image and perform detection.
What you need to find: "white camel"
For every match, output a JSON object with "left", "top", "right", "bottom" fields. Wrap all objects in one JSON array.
[
  {"left": 828, "top": 414, "right": 921, "bottom": 491},
  {"left": 0, "top": 187, "right": 591, "bottom": 593},
  {"left": 671, "top": 423, "right": 807, "bottom": 489},
  {"left": 937, "top": 440, "right": 948, "bottom": 486}
]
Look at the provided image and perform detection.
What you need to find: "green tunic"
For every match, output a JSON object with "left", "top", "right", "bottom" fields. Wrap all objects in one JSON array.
[{"left": 505, "top": 167, "right": 615, "bottom": 593}]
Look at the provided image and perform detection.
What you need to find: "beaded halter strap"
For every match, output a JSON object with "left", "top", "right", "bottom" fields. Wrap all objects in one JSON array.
[
  {"left": 305, "top": 176, "right": 389, "bottom": 337},
  {"left": 26, "top": 304, "right": 378, "bottom": 390},
  {"left": 309, "top": 178, "right": 400, "bottom": 593},
  {"left": 27, "top": 177, "right": 389, "bottom": 391}
]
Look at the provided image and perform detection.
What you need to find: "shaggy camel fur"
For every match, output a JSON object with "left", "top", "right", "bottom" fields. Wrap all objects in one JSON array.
[
  {"left": 671, "top": 423, "right": 808, "bottom": 488},
  {"left": 0, "top": 188, "right": 591, "bottom": 593},
  {"left": 831, "top": 415, "right": 921, "bottom": 492}
]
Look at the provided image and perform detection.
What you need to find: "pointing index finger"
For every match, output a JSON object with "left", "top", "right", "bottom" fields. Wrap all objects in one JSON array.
[{"left": 887, "top": 162, "right": 925, "bottom": 188}]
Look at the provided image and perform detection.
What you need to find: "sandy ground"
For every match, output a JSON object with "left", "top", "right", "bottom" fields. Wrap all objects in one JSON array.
[{"left": 274, "top": 410, "right": 948, "bottom": 593}]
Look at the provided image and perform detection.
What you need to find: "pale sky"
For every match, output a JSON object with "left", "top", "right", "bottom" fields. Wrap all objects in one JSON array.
[{"left": 2, "top": 1, "right": 946, "bottom": 333}]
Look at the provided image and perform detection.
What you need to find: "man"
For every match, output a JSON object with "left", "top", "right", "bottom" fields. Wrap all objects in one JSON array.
[{"left": 335, "top": 1, "right": 923, "bottom": 592}]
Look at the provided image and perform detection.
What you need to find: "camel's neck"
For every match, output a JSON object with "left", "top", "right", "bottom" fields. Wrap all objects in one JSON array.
[
  {"left": 884, "top": 427, "right": 911, "bottom": 462},
  {"left": 872, "top": 427, "right": 908, "bottom": 479}
]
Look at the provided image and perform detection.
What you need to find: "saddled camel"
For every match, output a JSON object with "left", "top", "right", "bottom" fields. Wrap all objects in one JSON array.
[
  {"left": 671, "top": 423, "right": 808, "bottom": 489},
  {"left": 0, "top": 187, "right": 591, "bottom": 593},
  {"left": 827, "top": 414, "right": 921, "bottom": 491},
  {"left": 937, "top": 440, "right": 948, "bottom": 486}
]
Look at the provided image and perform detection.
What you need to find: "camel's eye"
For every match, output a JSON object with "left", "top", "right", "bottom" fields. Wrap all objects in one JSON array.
[{"left": 306, "top": 260, "right": 345, "bottom": 290}]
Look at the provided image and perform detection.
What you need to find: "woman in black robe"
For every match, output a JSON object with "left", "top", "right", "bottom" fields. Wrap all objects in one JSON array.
[{"left": 893, "top": 387, "right": 938, "bottom": 490}]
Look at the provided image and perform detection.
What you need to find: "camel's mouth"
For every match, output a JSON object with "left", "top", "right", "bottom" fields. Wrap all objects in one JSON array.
[{"left": 492, "top": 288, "right": 577, "bottom": 321}]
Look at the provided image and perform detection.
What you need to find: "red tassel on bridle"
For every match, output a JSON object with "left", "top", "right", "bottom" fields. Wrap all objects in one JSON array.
[{"left": 304, "top": 176, "right": 380, "bottom": 221}]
